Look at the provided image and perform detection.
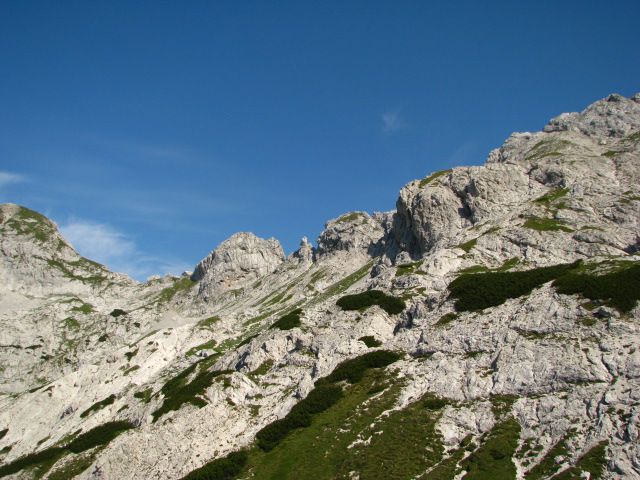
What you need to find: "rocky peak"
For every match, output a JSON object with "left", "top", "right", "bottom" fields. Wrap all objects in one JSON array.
[
  {"left": 316, "top": 211, "right": 389, "bottom": 259},
  {"left": 289, "top": 236, "right": 314, "bottom": 263},
  {"left": 192, "top": 232, "right": 285, "bottom": 300},
  {"left": 0, "top": 203, "right": 128, "bottom": 295}
]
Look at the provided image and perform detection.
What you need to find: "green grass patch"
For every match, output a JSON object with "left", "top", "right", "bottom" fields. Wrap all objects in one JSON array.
[
  {"left": 449, "top": 261, "right": 581, "bottom": 311},
  {"left": 337, "top": 290, "right": 406, "bottom": 315},
  {"left": 158, "top": 277, "right": 197, "bottom": 303},
  {"left": 457, "top": 238, "right": 478, "bottom": 253},
  {"left": 525, "top": 139, "right": 573, "bottom": 161},
  {"left": 134, "top": 387, "right": 153, "bottom": 403},
  {"left": 525, "top": 435, "right": 570, "bottom": 480},
  {"left": 256, "top": 350, "right": 400, "bottom": 452},
  {"left": 308, "top": 261, "right": 373, "bottom": 306},
  {"left": 63, "top": 317, "right": 80, "bottom": 329},
  {"left": 462, "top": 418, "right": 521, "bottom": 479},
  {"left": 524, "top": 217, "right": 573, "bottom": 232},
  {"left": 186, "top": 339, "right": 217, "bottom": 357},
  {"left": 196, "top": 316, "right": 220, "bottom": 330},
  {"left": 551, "top": 441, "right": 607, "bottom": 480},
  {"left": 359, "top": 336, "right": 382, "bottom": 347},
  {"left": 419, "top": 169, "right": 452, "bottom": 188},
  {"left": 336, "top": 212, "right": 366, "bottom": 223},
  {"left": 270, "top": 309, "right": 303, "bottom": 331},
  {"left": 435, "top": 312, "right": 458, "bottom": 327},
  {"left": 79, "top": 394, "right": 116, "bottom": 418},
  {"left": 4, "top": 206, "right": 56, "bottom": 243},
  {"left": 553, "top": 262, "right": 640, "bottom": 312},
  {"left": 180, "top": 450, "right": 248, "bottom": 480},
  {"left": 534, "top": 187, "right": 569, "bottom": 205},
  {"left": 395, "top": 260, "right": 423, "bottom": 277},
  {"left": 249, "top": 360, "right": 274, "bottom": 379},
  {"left": 71, "top": 302, "right": 94, "bottom": 314},
  {"left": 256, "top": 384, "right": 344, "bottom": 451}
]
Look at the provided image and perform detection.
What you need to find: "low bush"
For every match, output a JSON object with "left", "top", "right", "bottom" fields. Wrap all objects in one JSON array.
[
  {"left": 337, "top": 290, "right": 405, "bottom": 315},
  {"left": 320, "top": 350, "right": 401, "bottom": 385},
  {"left": 80, "top": 394, "right": 116, "bottom": 418},
  {"left": 449, "top": 261, "right": 580, "bottom": 311},
  {"left": 359, "top": 336, "right": 382, "bottom": 348},
  {"left": 109, "top": 309, "right": 127, "bottom": 317},
  {"left": 67, "top": 421, "right": 134, "bottom": 453},
  {"left": 181, "top": 450, "right": 248, "bottom": 480},
  {"left": 270, "top": 309, "right": 303, "bottom": 331},
  {"left": 553, "top": 263, "right": 640, "bottom": 312}
]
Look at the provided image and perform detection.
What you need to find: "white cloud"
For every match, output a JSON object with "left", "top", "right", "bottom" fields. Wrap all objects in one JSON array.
[
  {"left": 0, "top": 171, "right": 27, "bottom": 188},
  {"left": 59, "top": 219, "right": 190, "bottom": 281},
  {"left": 381, "top": 110, "right": 406, "bottom": 133}
]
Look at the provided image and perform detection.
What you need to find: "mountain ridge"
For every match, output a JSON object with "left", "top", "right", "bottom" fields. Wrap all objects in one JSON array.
[{"left": 0, "top": 92, "right": 639, "bottom": 479}]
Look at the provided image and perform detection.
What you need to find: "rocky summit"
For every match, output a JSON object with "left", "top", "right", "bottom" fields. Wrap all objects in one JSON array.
[{"left": 0, "top": 93, "right": 639, "bottom": 480}]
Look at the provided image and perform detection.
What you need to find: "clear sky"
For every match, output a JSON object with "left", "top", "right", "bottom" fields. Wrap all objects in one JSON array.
[{"left": 1, "top": 1, "right": 639, "bottom": 280}]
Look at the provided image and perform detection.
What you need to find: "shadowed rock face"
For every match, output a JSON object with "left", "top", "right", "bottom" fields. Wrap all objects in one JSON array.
[{"left": 192, "top": 232, "right": 285, "bottom": 301}]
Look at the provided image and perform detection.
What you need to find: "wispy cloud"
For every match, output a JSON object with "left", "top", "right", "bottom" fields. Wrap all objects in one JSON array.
[
  {"left": 59, "top": 219, "right": 191, "bottom": 281},
  {"left": 0, "top": 171, "right": 27, "bottom": 188},
  {"left": 381, "top": 110, "right": 406, "bottom": 133}
]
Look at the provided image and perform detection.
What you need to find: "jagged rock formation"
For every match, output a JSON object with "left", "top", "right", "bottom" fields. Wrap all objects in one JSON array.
[
  {"left": 0, "top": 93, "right": 639, "bottom": 480},
  {"left": 192, "top": 232, "right": 285, "bottom": 301}
]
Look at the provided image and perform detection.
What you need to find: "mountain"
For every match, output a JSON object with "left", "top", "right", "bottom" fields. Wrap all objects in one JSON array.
[{"left": 0, "top": 92, "right": 639, "bottom": 479}]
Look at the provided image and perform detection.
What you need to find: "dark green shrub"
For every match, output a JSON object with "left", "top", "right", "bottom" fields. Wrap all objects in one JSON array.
[
  {"left": 80, "top": 394, "right": 116, "bottom": 418},
  {"left": 256, "top": 384, "right": 343, "bottom": 451},
  {"left": 359, "top": 336, "right": 382, "bottom": 348},
  {"left": 152, "top": 363, "right": 233, "bottom": 422},
  {"left": 0, "top": 446, "right": 65, "bottom": 477},
  {"left": 336, "top": 290, "right": 405, "bottom": 315},
  {"left": 320, "top": 350, "right": 401, "bottom": 385},
  {"left": 270, "top": 309, "right": 303, "bottom": 331},
  {"left": 67, "top": 421, "right": 134, "bottom": 453},
  {"left": 0, "top": 422, "right": 134, "bottom": 478},
  {"left": 449, "top": 261, "right": 580, "bottom": 311},
  {"left": 181, "top": 450, "right": 248, "bottom": 480},
  {"left": 553, "top": 264, "right": 640, "bottom": 312},
  {"left": 98, "top": 333, "right": 108, "bottom": 342},
  {"left": 109, "top": 309, "right": 127, "bottom": 317},
  {"left": 0, "top": 428, "right": 6, "bottom": 441}
]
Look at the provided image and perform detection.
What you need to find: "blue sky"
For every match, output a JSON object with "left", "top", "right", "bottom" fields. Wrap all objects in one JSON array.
[{"left": 1, "top": 1, "right": 639, "bottom": 280}]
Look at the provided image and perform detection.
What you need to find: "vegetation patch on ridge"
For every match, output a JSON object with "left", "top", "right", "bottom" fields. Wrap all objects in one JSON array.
[
  {"left": 270, "top": 309, "right": 303, "bottom": 331},
  {"left": 449, "top": 261, "right": 581, "bottom": 311},
  {"left": 0, "top": 421, "right": 134, "bottom": 478},
  {"left": 79, "top": 394, "right": 116, "bottom": 418},
  {"left": 337, "top": 290, "right": 406, "bottom": 315},
  {"left": 419, "top": 169, "right": 452, "bottom": 188}
]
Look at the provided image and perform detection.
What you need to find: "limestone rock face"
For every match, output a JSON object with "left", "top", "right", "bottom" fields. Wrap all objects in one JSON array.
[
  {"left": 316, "top": 211, "right": 389, "bottom": 259},
  {"left": 192, "top": 232, "right": 285, "bottom": 301},
  {"left": 0, "top": 93, "right": 639, "bottom": 480}
]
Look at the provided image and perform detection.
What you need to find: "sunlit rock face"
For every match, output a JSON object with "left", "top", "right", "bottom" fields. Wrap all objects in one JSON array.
[{"left": 0, "top": 93, "right": 638, "bottom": 479}]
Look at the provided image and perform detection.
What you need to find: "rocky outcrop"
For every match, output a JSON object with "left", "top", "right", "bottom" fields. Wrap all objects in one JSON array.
[
  {"left": 316, "top": 211, "right": 390, "bottom": 259},
  {"left": 192, "top": 232, "right": 285, "bottom": 301}
]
